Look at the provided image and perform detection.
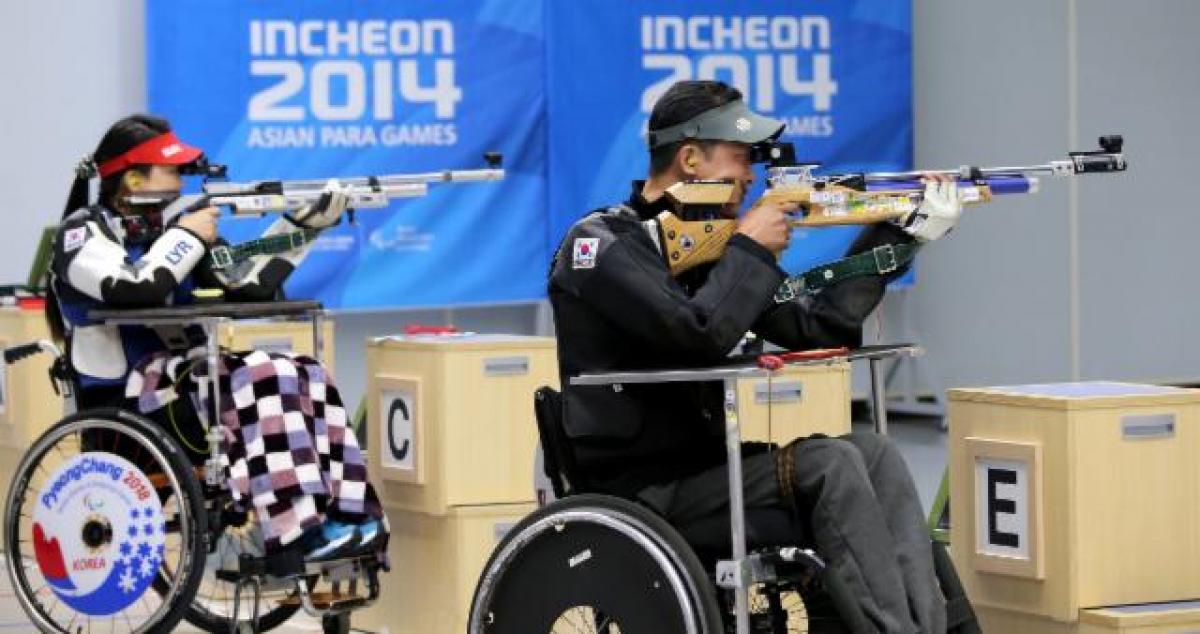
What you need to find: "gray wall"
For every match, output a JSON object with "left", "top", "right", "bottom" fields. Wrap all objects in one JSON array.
[
  {"left": 2, "top": 1, "right": 1197, "bottom": 409},
  {"left": 0, "top": 0, "right": 146, "bottom": 277},
  {"left": 1075, "top": 1, "right": 1200, "bottom": 384},
  {"left": 907, "top": 0, "right": 1200, "bottom": 392}
]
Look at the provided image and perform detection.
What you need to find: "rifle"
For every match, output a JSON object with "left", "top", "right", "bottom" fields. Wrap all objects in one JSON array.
[
  {"left": 656, "top": 137, "right": 1126, "bottom": 276},
  {"left": 123, "top": 153, "right": 504, "bottom": 269}
]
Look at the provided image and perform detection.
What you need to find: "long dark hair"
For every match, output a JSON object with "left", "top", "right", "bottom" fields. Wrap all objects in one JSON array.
[
  {"left": 62, "top": 114, "right": 173, "bottom": 218},
  {"left": 48, "top": 115, "right": 175, "bottom": 342}
]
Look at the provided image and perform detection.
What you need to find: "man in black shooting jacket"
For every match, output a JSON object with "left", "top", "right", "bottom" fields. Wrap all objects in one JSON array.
[{"left": 549, "top": 80, "right": 963, "bottom": 634}]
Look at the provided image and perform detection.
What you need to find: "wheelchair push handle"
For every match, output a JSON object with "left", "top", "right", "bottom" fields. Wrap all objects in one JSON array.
[
  {"left": 756, "top": 346, "right": 850, "bottom": 370},
  {"left": 4, "top": 340, "right": 62, "bottom": 365}
]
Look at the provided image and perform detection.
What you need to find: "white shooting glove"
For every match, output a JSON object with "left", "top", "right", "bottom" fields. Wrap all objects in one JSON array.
[
  {"left": 292, "top": 179, "right": 351, "bottom": 229},
  {"left": 899, "top": 179, "right": 963, "bottom": 242}
]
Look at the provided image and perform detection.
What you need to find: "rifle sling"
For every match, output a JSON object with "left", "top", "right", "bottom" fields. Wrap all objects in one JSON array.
[
  {"left": 774, "top": 243, "right": 919, "bottom": 303},
  {"left": 208, "top": 228, "right": 322, "bottom": 270}
]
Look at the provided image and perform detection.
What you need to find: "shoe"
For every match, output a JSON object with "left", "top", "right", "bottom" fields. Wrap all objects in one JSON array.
[
  {"left": 354, "top": 519, "right": 382, "bottom": 552},
  {"left": 299, "top": 521, "right": 359, "bottom": 562}
]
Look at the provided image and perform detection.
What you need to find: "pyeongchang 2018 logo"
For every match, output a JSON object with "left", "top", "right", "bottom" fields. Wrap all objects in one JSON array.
[
  {"left": 246, "top": 19, "right": 463, "bottom": 149},
  {"left": 640, "top": 15, "right": 838, "bottom": 137}
]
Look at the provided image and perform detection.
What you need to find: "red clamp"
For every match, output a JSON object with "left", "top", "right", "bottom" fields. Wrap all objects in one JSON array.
[
  {"left": 17, "top": 297, "right": 46, "bottom": 311},
  {"left": 403, "top": 324, "right": 459, "bottom": 336},
  {"left": 757, "top": 346, "right": 849, "bottom": 370}
]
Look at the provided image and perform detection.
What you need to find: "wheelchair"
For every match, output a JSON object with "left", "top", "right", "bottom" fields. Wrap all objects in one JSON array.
[
  {"left": 2, "top": 300, "right": 382, "bottom": 634},
  {"left": 469, "top": 346, "right": 979, "bottom": 634}
]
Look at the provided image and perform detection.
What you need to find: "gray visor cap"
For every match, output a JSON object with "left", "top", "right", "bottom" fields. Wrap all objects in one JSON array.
[{"left": 647, "top": 99, "right": 785, "bottom": 149}]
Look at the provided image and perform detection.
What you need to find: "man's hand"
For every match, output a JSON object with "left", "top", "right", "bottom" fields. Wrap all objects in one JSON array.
[
  {"left": 176, "top": 206, "right": 220, "bottom": 244},
  {"left": 736, "top": 200, "right": 798, "bottom": 255},
  {"left": 293, "top": 179, "right": 351, "bottom": 229},
  {"left": 898, "top": 174, "right": 963, "bottom": 242}
]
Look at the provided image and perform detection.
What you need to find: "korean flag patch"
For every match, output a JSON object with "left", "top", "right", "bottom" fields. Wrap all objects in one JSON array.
[
  {"left": 63, "top": 226, "right": 87, "bottom": 252},
  {"left": 572, "top": 238, "right": 600, "bottom": 270}
]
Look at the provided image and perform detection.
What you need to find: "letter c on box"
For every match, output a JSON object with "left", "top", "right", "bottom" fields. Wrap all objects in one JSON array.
[{"left": 387, "top": 398, "right": 410, "bottom": 460}]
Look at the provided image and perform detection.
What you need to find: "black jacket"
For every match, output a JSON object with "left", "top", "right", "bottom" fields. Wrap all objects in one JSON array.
[{"left": 548, "top": 182, "right": 915, "bottom": 496}]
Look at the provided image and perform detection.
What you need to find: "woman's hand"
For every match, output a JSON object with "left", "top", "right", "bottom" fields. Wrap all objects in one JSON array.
[{"left": 177, "top": 206, "right": 220, "bottom": 244}]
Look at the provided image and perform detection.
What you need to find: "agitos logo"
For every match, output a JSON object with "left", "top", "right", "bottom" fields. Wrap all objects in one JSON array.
[
  {"left": 639, "top": 15, "right": 838, "bottom": 138},
  {"left": 246, "top": 19, "right": 463, "bottom": 149}
]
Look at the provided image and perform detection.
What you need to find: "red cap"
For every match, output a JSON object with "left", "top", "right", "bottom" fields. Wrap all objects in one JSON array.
[{"left": 97, "top": 131, "right": 204, "bottom": 178}]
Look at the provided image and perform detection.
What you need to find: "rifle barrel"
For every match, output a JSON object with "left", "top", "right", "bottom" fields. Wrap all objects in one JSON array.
[
  {"left": 862, "top": 162, "right": 1075, "bottom": 182},
  {"left": 203, "top": 167, "right": 505, "bottom": 196},
  {"left": 863, "top": 175, "right": 1039, "bottom": 196}
]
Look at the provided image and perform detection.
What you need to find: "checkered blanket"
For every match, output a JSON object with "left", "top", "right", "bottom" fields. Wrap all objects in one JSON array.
[{"left": 126, "top": 348, "right": 385, "bottom": 553}]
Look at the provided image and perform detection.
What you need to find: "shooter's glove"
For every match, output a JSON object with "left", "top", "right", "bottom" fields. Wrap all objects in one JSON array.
[
  {"left": 897, "top": 179, "right": 962, "bottom": 242},
  {"left": 292, "top": 179, "right": 351, "bottom": 229}
]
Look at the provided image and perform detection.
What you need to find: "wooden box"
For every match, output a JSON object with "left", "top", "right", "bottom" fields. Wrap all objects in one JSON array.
[
  {"left": 1079, "top": 602, "right": 1200, "bottom": 633},
  {"left": 0, "top": 308, "right": 61, "bottom": 547},
  {"left": 218, "top": 318, "right": 335, "bottom": 372},
  {"left": 0, "top": 308, "right": 61, "bottom": 449},
  {"left": 947, "top": 382, "right": 1200, "bottom": 623},
  {"left": 977, "top": 601, "right": 1200, "bottom": 634},
  {"left": 355, "top": 502, "right": 534, "bottom": 634},
  {"left": 738, "top": 360, "right": 852, "bottom": 444},
  {"left": 366, "top": 335, "right": 558, "bottom": 515}
]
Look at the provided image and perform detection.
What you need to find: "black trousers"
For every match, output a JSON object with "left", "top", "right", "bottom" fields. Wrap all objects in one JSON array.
[{"left": 636, "top": 433, "right": 945, "bottom": 634}]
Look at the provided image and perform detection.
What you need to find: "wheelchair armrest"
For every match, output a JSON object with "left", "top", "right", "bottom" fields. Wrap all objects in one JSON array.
[
  {"left": 845, "top": 343, "right": 922, "bottom": 362},
  {"left": 89, "top": 300, "right": 323, "bottom": 325}
]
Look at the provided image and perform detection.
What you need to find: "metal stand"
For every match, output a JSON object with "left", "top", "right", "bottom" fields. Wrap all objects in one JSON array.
[
  {"left": 852, "top": 344, "right": 925, "bottom": 436},
  {"left": 570, "top": 344, "right": 920, "bottom": 634},
  {"left": 89, "top": 300, "right": 327, "bottom": 489},
  {"left": 722, "top": 379, "right": 751, "bottom": 634},
  {"left": 876, "top": 289, "right": 947, "bottom": 422},
  {"left": 869, "top": 356, "right": 890, "bottom": 435}
]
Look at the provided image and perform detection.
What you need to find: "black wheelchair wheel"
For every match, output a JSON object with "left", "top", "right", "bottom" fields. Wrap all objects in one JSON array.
[
  {"left": 469, "top": 494, "right": 724, "bottom": 634},
  {"left": 3, "top": 408, "right": 207, "bottom": 633}
]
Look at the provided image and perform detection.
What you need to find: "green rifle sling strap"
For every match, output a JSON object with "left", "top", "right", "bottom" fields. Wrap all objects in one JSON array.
[
  {"left": 208, "top": 228, "right": 322, "bottom": 270},
  {"left": 773, "top": 243, "right": 920, "bottom": 303}
]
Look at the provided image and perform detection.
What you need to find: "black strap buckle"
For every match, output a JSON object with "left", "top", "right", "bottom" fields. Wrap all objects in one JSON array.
[
  {"left": 210, "top": 246, "right": 233, "bottom": 269},
  {"left": 872, "top": 245, "right": 899, "bottom": 274},
  {"left": 774, "top": 280, "right": 799, "bottom": 303},
  {"left": 288, "top": 231, "right": 308, "bottom": 250}
]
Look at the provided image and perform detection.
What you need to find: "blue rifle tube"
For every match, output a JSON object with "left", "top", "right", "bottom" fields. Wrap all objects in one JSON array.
[{"left": 864, "top": 174, "right": 1036, "bottom": 195}]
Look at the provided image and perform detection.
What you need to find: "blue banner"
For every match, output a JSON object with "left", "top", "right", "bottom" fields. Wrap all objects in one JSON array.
[
  {"left": 149, "top": 0, "right": 913, "bottom": 308},
  {"left": 545, "top": 0, "right": 913, "bottom": 279},
  {"left": 148, "top": 0, "right": 547, "bottom": 309}
]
